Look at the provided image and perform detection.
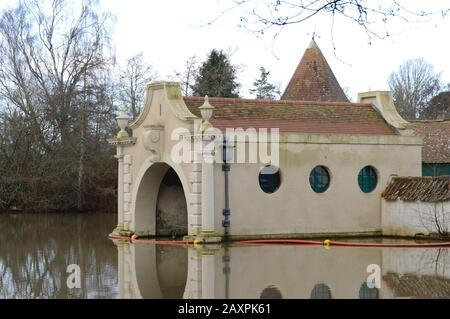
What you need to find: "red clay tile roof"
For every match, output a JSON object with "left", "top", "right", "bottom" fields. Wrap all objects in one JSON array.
[
  {"left": 382, "top": 176, "right": 450, "bottom": 202},
  {"left": 410, "top": 120, "right": 450, "bottom": 163},
  {"left": 281, "top": 39, "right": 348, "bottom": 102},
  {"left": 184, "top": 97, "right": 395, "bottom": 135}
]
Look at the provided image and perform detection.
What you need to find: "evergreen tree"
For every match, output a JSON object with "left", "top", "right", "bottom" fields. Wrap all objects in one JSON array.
[
  {"left": 250, "top": 67, "right": 280, "bottom": 99},
  {"left": 192, "top": 49, "right": 240, "bottom": 98}
]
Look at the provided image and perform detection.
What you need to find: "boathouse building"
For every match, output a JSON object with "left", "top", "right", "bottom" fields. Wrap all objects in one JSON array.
[{"left": 109, "top": 39, "right": 443, "bottom": 241}]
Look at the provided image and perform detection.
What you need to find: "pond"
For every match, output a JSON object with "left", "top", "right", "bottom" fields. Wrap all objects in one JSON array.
[{"left": 0, "top": 213, "right": 449, "bottom": 299}]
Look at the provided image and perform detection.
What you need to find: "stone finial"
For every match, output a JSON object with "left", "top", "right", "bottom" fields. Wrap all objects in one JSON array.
[
  {"left": 116, "top": 111, "right": 130, "bottom": 139},
  {"left": 199, "top": 95, "right": 214, "bottom": 131}
]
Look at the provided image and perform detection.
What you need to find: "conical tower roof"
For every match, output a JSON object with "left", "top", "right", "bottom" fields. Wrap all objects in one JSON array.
[{"left": 281, "top": 39, "right": 348, "bottom": 102}]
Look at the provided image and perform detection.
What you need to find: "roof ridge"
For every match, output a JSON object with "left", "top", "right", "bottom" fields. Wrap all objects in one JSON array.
[
  {"left": 410, "top": 119, "right": 450, "bottom": 123},
  {"left": 183, "top": 96, "right": 370, "bottom": 107}
]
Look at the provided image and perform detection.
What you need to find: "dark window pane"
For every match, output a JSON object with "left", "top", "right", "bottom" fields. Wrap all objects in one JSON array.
[
  {"left": 259, "top": 165, "right": 281, "bottom": 194},
  {"left": 309, "top": 166, "right": 330, "bottom": 193},
  {"left": 358, "top": 166, "right": 377, "bottom": 193}
]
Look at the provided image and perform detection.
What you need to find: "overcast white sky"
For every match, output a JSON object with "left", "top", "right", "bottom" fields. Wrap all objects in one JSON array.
[{"left": 2, "top": 0, "right": 450, "bottom": 100}]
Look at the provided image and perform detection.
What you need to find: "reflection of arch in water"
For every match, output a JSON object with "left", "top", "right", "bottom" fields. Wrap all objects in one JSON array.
[
  {"left": 310, "top": 283, "right": 332, "bottom": 299},
  {"left": 260, "top": 286, "right": 283, "bottom": 299},
  {"left": 118, "top": 243, "right": 190, "bottom": 299}
]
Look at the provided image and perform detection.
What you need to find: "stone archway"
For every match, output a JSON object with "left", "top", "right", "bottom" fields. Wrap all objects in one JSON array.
[{"left": 133, "top": 162, "right": 189, "bottom": 237}]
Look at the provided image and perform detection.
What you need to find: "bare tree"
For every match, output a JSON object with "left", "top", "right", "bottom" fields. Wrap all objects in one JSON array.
[
  {"left": 418, "top": 202, "right": 450, "bottom": 239},
  {"left": 388, "top": 58, "right": 442, "bottom": 120},
  {"left": 420, "top": 91, "right": 450, "bottom": 120},
  {"left": 0, "top": 0, "right": 116, "bottom": 212},
  {"left": 173, "top": 55, "right": 199, "bottom": 96},
  {"left": 118, "top": 53, "right": 157, "bottom": 120},
  {"left": 216, "top": 1, "right": 449, "bottom": 46}
]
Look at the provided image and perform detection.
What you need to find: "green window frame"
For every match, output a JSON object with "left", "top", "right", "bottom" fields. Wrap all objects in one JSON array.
[
  {"left": 358, "top": 166, "right": 378, "bottom": 193},
  {"left": 309, "top": 166, "right": 330, "bottom": 193},
  {"left": 422, "top": 163, "right": 450, "bottom": 177}
]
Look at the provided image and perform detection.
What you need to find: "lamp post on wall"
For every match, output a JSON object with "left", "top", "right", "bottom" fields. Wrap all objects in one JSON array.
[{"left": 222, "top": 136, "right": 234, "bottom": 239}]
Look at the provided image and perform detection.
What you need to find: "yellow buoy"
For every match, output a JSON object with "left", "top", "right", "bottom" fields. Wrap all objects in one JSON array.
[
  {"left": 323, "top": 239, "right": 331, "bottom": 247},
  {"left": 194, "top": 239, "right": 202, "bottom": 246},
  {"left": 131, "top": 234, "right": 139, "bottom": 241}
]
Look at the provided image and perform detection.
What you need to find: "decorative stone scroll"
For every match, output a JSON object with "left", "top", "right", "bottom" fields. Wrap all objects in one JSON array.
[{"left": 143, "top": 125, "right": 164, "bottom": 162}]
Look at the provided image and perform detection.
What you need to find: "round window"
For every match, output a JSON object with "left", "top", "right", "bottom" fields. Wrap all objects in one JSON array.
[
  {"left": 258, "top": 165, "right": 281, "bottom": 194},
  {"left": 358, "top": 166, "right": 378, "bottom": 193},
  {"left": 309, "top": 166, "right": 330, "bottom": 193}
]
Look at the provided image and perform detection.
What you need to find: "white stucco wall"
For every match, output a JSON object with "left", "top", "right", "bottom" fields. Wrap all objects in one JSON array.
[
  {"left": 214, "top": 136, "right": 421, "bottom": 237},
  {"left": 382, "top": 200, "right": 450, "bottom": 237}
]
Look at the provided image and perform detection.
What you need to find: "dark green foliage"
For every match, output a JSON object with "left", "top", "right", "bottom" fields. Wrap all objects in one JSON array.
[{"left": 192, "top": 49, "right": 240, "bottom": 98}]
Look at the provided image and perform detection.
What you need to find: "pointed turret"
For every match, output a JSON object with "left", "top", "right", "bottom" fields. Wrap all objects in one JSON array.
[{"left": 281, "top": 39, "right": 348, "bottom": 102}]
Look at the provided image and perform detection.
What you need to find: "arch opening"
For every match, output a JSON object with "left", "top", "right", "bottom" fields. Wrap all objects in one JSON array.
[
  {"left": 134, "top": 162, "right": 188, "bottom": 237},
  {"left": 156, "top": 167, "right": 188, "bottom": 237}
]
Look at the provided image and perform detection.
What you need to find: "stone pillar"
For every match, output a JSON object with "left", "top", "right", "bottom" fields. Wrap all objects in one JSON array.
[
  {"left": 108, "top": 137, "right": 137, "bottom": 235},
  {"left": 201, "top": 134, "right": 215, "bottom": 234},
  {"left": 122, "top": 155, "right": 133, "bottom": 229},
  {"left": 189, "top": 149, "right": 203, "bottom": 235},
  {"left": 115, "top": 145, "right": 124, "bottom": 234}
]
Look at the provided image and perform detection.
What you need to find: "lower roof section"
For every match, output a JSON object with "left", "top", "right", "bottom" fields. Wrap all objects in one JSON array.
[{"left": 382, "top": 176, "right": 450, "bottom": 202}]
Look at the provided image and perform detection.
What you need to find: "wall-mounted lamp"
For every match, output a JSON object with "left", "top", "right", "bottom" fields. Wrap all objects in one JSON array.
[{"left": 222, "top": 137, "right": 235, "bottom": 163}]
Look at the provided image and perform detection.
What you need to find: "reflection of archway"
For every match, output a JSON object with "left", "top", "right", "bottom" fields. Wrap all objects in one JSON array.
[
  {"left": 132, "top": 244, "right": 188, "bottom": 299},
  {"left": 156, "top": 245, "right": 188, "bottom": 298},
  {"left": 133, "top": 162, "right": 189, "bottom": 237},
  {"left": 310, "top": 283, "right": 332, "bottom": 299},
  {"left": 359, "top": 282, "right": 379, "bottom": 299},
  {"left": 260, "top": 286, "right": 283, "bottom": 299}
]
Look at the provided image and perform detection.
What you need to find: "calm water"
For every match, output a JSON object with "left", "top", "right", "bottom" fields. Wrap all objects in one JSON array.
[{"left": 1, "top": 213, "right": 450, "bottom": 299}]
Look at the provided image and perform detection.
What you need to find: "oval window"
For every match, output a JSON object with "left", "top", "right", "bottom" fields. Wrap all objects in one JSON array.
[
  {"left": 358, "top": 166, "right": 378, "bottom": 193},
  {"left": 259, "top": 165, "right": 281, "bottom": 194},
  {"left": 309, "top": 166, "right": 330, "bottom": 193}
]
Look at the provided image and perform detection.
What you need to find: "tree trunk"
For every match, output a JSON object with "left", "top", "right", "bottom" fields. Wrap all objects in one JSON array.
[{"left": 77, "top": 72, "right": 87, "bottom": 211}]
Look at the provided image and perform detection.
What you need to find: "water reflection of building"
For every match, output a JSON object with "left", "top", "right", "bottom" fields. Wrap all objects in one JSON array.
[{"left": 113, "top": 241, "right": 450, "bottom": 299}]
